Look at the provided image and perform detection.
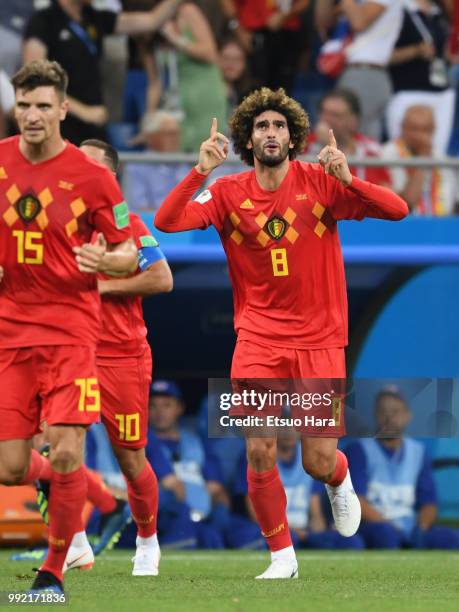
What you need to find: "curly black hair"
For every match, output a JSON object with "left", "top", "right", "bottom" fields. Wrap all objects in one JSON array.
[{"left": 229, "top": 87, "right": 309, "bottom": 166}]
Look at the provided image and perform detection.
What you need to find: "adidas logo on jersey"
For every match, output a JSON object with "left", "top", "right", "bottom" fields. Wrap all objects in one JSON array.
[{"left": 240, "top": 199, "right": 254, "bottom": 209}]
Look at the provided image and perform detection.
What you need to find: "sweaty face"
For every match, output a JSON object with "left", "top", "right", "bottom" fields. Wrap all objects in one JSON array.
[
  {"left": 14, "top": 86, "right": 67, "bottom": 146},
  {"left": 248, "top": 110, "right": 293, "bottom": 168}
]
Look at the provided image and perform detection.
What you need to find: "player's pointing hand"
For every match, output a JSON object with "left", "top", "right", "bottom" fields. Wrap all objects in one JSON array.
[
  {"left": 73, "top": 232, "right": 108, "bottom": 274},
  {"left": 196, "top": 117, "right": 229, "bottom": 175},
  {"left": 317, "top": 128, "right": 352, "bottom": 187}
]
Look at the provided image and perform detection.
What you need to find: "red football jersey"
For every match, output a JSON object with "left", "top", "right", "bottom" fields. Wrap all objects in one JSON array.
[
  {"left": 236, "top": 0, "right": 301, "bottom": 31},
  {"left": 187, "top": 161, "right": 401, "bottom": 349},
  {"left": 97, "top": 213, "right": 157, "bottom": 359},
  {"left": 0, "top": 136, "right": 131, "bottom": 348}
]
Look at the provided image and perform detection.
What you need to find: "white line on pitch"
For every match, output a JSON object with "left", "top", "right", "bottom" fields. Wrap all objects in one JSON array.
[{"left": 99, "top": 553, "right": 459, "bottom": 562}]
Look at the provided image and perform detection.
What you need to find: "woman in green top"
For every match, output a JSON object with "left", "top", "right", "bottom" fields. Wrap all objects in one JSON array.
[{"left": 149, "top": 1, "right": 228, "bottom": 152}]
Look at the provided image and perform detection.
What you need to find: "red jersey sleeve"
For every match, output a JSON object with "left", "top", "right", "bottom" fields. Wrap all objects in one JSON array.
[
  {"left": 320, "top": 169, "right": 408, "bottom": 221},
  {"left": 87, "top": 165, "right": 132, "bottom": 243},
  {"left": 154, "top": 168, "right": 223, "bottom": 232}
]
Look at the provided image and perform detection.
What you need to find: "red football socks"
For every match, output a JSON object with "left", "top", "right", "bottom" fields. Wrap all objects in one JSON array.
[
  {"left": 41, "top": 466, "right": 87, "bottom": 581},
  {"left": 84, "top": 467, "right": 117, "bottom": 514},
  {"left": 247, "top": 465, "right": 292, "bottom": 552},
  {"left": 125, "top": 462, "right": 158, "bottom": 537},
  {"left": 21, "top": 449, "right": 52, "bottom": 484},
  {"left": 326, "top": 449, "right": 348, "bottom": 487}
]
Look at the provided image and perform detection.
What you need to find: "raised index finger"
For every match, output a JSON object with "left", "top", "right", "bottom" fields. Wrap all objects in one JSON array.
[
  {"left": 210, "top": 117, "right": 217, "bottom": 140},
  {"left": 328, "top": 128, "right": 337, "bottom": 148}
]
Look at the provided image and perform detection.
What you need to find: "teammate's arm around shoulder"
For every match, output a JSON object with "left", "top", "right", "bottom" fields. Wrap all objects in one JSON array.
[
  {"left": 73, "top": 234, "right": 138, "bottom": 276},
  {"left": 98, "top": 258, "right": 173, "bottom": 296},
  {"left": 155, "top": 118, "right": 229, "bottom": 232}
]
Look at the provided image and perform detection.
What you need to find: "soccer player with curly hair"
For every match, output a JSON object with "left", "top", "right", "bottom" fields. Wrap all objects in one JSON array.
[{"left": 155, "top": 87, "right": 408, "bottom": 579}]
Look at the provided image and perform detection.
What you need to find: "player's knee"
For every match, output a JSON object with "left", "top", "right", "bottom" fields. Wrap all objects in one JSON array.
[
  {"left": 50, "top": 448, "right": 80, "bottom": 472},
  {"left": 247, "top": 443, "right": 276, "bottom": 472},
  {"left": 302, "top": 450, "right": 335, "bottom": 481},
  {"left": 119, "top": 455, "right": 144, "bottom": 480},
  {"left": 0, "top": 462, "right": 28, "bottom": 485}
]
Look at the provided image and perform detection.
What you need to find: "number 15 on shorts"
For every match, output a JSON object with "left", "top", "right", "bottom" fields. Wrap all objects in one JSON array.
[{"left": 74, "top": 378, "right": 100, "bottom": 411}]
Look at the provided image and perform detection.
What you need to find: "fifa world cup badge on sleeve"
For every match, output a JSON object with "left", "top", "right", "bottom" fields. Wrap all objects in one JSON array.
[{"left": 113, "top": 201, "right": 129, "bottom": 229}]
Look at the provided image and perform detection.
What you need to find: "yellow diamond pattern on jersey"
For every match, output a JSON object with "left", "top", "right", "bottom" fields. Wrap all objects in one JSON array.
[
  {"left": 230, "top": 230, "right": 243, "bottom": 245},
  {"left": 36, "top": 188, "right": 54, "bottom": 230},
  {"left": 3, "top": 205, "right": 18, "bottom": 227},
  {"left": 284, "top": 207, "right": 296, "bottom": 225},
  {"left": 256, "top": 230, "right": 270, "bottom": 247},
  {"left": 3, "top": 184, "right": 21, "bottom": 226},
  {"left": 65, "top": 197, "right": 87, "bottom": 237},
  {"left": 255, "top": 212, "right": 268, "bottom": 228},
  {"left": 312, "top": 201, "right": 327, "bottom": 238},
  {"left": 285, "top": 226, "right": 299, "bottom": 244},
  {"left": 314, "top": 221, "right": 327, "bottom": 238}
]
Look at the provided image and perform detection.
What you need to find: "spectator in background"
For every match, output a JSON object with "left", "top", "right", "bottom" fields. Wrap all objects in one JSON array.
[
  {"left": 229, "top": 437, "right": 364, "bottom": 550},
  {"left": 219, "top": 37, "right": 254, "bottom": 119},
  {"left": 381, "top": 104, "right": 457, "bottom": 215},
  {"left": 316, "top": 0, "right": 404, "bottom": 140},
  {"left": 123, "top": 109, "right": 190, "bottom": 212},
  {"left": 121, "top": 0, "right": 158, "bottom": 127},
  {"left": 0, "top": 0, "right": 38, "bottom": 76},
  {"left": 219, "top": 0, "right": 310, "bottom": 94},
  {"left": 0, "top": 70, "right": 15, "bottom": 138},
  {"left": 386, "top": 0, "right": 454, "bottom": 155},
  {"left": 23, "top": 0, "right": 183, "bottom": 144},
  {"left": 147, "top": 380, "right": 230, "bottom": 547},
  {"left": 305, "top": 88, "right": 391, "bottom": 187},
  {"left": 346, "top": 388, "right": 459, "bottom": 549},
  {"left": 145, "top": 1, "right": 228, "bottom": 152}
]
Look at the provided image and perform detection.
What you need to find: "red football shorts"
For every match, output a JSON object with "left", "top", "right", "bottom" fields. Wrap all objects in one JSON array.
[
  {"left": 96, "top": 345, "right": 152, "bottom": 449},
  {"left": 0, "top": 345, "right": 101, "bottom": 441},
  {"left": 230, "top": 339, "right": 346, "bottom": 437}
]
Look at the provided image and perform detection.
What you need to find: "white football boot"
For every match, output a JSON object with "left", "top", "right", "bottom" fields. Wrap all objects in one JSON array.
[
  {"left": 255, "top": 546, "right": 298, "bottom": 580},
  {"left": 63, "top": 532, "right": 94, "bottom": 572},
  {"left": 325, "top": 469, "right": 361, "bottom": 537},
  {"left": 132, "top": 535, "right": 161, "bottom": 576}
]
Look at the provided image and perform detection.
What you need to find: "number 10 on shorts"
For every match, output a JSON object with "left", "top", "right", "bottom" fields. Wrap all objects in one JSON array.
[{"left": 115, "top": 413, "right": 140, "bottom": 441}]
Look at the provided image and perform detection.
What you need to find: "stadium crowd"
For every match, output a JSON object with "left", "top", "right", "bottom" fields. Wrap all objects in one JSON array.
[{"left": 0, "top": 0, "right": 458, "bottom": 214}]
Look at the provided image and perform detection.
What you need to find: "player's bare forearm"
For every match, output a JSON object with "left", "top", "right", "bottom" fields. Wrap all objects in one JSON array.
[
  {"left": 0, "top": 265, "right": 4, "bottom": 283},
  {"left": 98, "top": 239, "right": 138, "bottom": 275},
  {"left": 417, "top": 504, "right": 437, "bottom": 531},
  {"left": 98, "top": 259, "right": 173, "bottom": 297},
  {"left": 340, "top": 0, "right": 386, "bottom": 33},
  {"left": 116, "top": 0, "right": 183, "bottom": 35},
  {"left": 359, "top": 497, "right": 387, "bottom": 522}
]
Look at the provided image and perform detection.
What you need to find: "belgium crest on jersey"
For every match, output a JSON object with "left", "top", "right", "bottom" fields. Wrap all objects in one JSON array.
[
  {"left": 16, "top": 194, "right": 42, "bottom": 223},
  {"left": 267, "top": 216, "right": 286, "bottom": 241}
]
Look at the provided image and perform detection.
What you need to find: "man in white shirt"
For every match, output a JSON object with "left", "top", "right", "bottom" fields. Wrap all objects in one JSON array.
[{"left": 317, "top": 0, "right": 404, "bottom": 140}]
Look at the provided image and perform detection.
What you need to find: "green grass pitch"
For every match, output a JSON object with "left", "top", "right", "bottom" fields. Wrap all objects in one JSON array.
[{"left": 1, "top": 549, "right": 458, "bottom": 611}]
